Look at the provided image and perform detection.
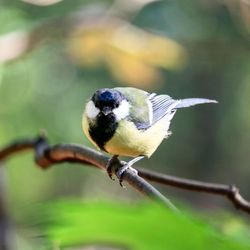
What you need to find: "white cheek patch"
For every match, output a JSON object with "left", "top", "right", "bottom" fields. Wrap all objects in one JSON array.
[
  {"left": 113, "top": 100, "right": 131, "bottom": 121},
  {"left": 85, "top": 100, "right": 100, "bottom": 119}
]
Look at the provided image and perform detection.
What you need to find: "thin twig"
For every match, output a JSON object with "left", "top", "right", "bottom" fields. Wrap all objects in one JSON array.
[
  {"left": 1, "top": 135, "right": 250, "bottom": 214},
  {"left": 137, "top": 168, "right": 250, "bottom": 214}
]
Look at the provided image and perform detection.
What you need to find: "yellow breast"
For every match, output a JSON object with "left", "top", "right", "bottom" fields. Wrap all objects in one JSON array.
[
  {"left": 104, "top": 117, "right": 170, "bottom": 157},
  {"left": 82, "top": 112, "right": 171, "bottom": 158}
]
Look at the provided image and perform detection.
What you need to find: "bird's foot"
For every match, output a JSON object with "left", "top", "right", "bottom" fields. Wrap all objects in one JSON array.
[
  {"left": 106, "top": 155, "right": 120, "bottom": 180},
  {"left": 106, "top": 155, "right": 144, "bottom": 187},
  {"left": 117, "top": 164, "right": 138, "bottom": 187},
  {"left": 117, "top": 156, "right": 144, "bottom": 187}
]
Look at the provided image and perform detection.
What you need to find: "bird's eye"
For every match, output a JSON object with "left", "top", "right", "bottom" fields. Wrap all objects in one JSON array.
[{"left": 115, "top": 103, "right": 119, "bottom": 108}]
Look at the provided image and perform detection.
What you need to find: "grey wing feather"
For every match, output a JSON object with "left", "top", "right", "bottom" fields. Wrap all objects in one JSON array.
[
  {"left": 148, "top": 93, "right": 180, "bottom": 125},
  {"left": 175, "top": 98, "right": 217, "bottom": 109},
  {"left": 133, "top": 91, "right": 217, "bottom": 130},
  {"left": 146, "top": 95, "right": 217, "bottom": 128}
]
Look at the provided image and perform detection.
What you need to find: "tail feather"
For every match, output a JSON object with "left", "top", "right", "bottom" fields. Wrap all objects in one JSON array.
[{"left": 175, "top": 98, "right": 217, "bottom": 109}]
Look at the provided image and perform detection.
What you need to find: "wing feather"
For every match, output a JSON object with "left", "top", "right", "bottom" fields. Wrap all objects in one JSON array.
[
  {"left": 115, "top": 87, "right": 217, "bottom": 131},
  {"left": 175, "top": 98, "right": 217, "bottom": 109},
  {"left": 148, "top": 94, "right": 180, "bottom": 126}
]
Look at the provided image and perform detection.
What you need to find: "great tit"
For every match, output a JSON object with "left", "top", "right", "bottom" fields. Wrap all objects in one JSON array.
[{"left": 82, "top": 87, "right": 217, "bottom": 183}]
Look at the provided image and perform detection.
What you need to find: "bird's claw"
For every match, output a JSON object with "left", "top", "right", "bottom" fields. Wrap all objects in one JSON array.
[
  {"left": 106, "top": 155, "right": 140, "bottom": 187},
  {"left": 106, "top": 155, "right": 120, "bottom": 181},
  {"left": 117, "top": 165, "right": 127, "bottom": 187},
  {"left": 107, "top": 166, "right": 115, "bottom": 181},
  {"left": 117, "top": 165, "right": 138, "bottom": 187}
]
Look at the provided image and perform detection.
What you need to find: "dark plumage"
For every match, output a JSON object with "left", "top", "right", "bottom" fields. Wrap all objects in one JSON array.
[
  {"left": 91, "top": 89, "right": 124, "bottom": 110},
  {"left": 88, "top": 112, "right": 118, "bottom": 150}
]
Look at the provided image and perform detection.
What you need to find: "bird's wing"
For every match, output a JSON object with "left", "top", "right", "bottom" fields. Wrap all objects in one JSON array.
[
  {"left": 115, "top": 87, "right": 179, "bottom": 130},
  {"left": 148, "top": 95, "right": 217, "bottom": 126},
  {"left": 175, "top": 98, "right": 217, "bottom": 109},
  {"left": 149, "top": 95, "right": 218, "bottom": 123},
  {"left": 147, "top": 93, "right": 180, "bottom": 126},
  {"left": 115, "top": 87, "right": 217, "bottom": 130}
]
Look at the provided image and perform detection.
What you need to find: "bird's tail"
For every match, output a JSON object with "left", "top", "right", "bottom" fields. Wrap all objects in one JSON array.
[{"left": 175, "top": 98, "right": 217, "bottom": 109}]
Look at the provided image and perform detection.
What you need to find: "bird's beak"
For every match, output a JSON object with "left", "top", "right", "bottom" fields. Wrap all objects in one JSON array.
[{"left": 101, "top": 107, "right": 112, "bottom": 116}]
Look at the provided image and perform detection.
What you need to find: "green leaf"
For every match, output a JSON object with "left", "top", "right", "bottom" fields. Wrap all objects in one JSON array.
[{"left": 37, "top": 200, "right": 250, "bottom": 250}]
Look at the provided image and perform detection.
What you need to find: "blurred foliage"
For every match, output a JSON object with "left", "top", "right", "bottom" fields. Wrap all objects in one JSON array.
[
  {"left": 35, "top": 200, "right": 250, "bottom": 250},
  {"left": 68, "top": 21, "right": 186, "bottom": 87},
  {"left": 0, "top": 0, "right": 250, "bottom": 249}
]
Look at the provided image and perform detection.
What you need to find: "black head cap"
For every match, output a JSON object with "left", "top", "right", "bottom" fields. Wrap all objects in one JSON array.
[{"left": 92, "top": 88, "right": 125, "bottom": 110}]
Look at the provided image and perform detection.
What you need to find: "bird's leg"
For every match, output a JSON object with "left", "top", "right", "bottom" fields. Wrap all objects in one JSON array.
[
  {"left": 117, "top": 156, "right": 144, "bottom": 187},
  {"left": 106, "top": 155, "right": 120, "bottom": 180}
]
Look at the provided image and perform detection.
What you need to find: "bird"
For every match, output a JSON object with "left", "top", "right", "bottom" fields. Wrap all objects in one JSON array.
[{"left": 82, "top": 87, "right": 217, "bottom": 185}]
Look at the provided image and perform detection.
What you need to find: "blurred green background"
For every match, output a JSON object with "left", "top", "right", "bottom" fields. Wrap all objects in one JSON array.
[{"left": 0, "top": 0, "right": 250, "bottom": 249}]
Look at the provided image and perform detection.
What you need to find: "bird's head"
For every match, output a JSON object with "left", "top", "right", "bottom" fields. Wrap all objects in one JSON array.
[{"left": 85, "top": 88, "right": 131, "bottom": 121}]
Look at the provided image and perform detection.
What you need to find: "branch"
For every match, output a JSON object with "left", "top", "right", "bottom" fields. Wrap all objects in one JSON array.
[
  {"left": 137, "top": 168, "right": 250, "bottom": 214},
  {"left": 1, "top": 135, "right": 250, "bottom": 215},
  {"left": 0, "top": 135, "right": 177, "bottom": 211}
]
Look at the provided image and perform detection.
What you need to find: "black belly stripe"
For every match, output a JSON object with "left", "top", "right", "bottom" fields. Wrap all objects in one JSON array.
[{"left": 88, "top": 113, "right": 118, "bottom": 151}]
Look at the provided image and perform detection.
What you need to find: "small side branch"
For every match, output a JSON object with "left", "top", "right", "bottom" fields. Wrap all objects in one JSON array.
[{"left": 1, "top": 135, "right": 250, "bottom": 215}]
